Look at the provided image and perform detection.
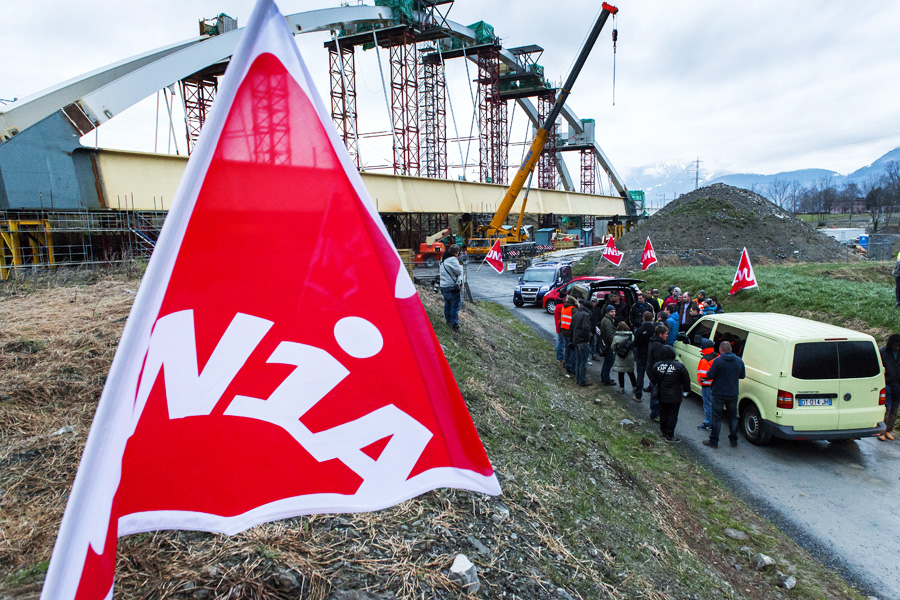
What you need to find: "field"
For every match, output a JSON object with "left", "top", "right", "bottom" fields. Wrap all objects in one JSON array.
[{"left": 0, "top": 264, "right": 880, "bottom": 599}]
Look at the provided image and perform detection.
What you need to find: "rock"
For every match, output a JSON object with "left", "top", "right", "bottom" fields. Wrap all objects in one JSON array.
[
  {"left": 204, "top": 566, "right": 219, "bottom": 578},
  {"left": 273, "top": 567, "right": 299, "bottom": 589},
  {"left": 0, "top": 393, "right": 11, "bottom": 402},
  {"left": 593, "top": 397, "right": 602, "bottom": 405},
  {"left": 640, "top": 437, "right": 653, "bottom": 447},
  {"left": 449, "top": 554, "right": 480, "bottom": 594},
  {"left": 556, "top": 588, "right": 576, "bottom": 600},
  {"left": 193, "top": 590, "right": 210, "bottom": 599},
  {"left": 329, "top": 591, "right": 394, "bottom": 600},
  {"left": 754, "top": 553, "right": 776, "bottom": 570},
  {"left": 739, "top": 546, "right": 752, "bottom": 558},
  {"left": 50, "top": 425, "right": 76, "bottom": 436},
  {"left": 780, "top": 574, "right": 797, "bottom": 590},
  {"left": 724, "top": 528, "right": 749, "bottom": 541},
  {"left": 467, "top": 535, "right": 490, "bottom": 556},
  {"left": 619, "top": 419, "right": 636, "bottom": 429},
  {"left": 494, "top": 504, "right": 511, "bottom": 522}
]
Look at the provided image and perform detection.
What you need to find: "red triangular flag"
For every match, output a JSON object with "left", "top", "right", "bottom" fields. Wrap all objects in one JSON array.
[
  {"left": 602, "top": 236, "right": 623, "bottom": 266},
  {"left": 640, "top": 237, "right": 657, "bottom": 271},
  {"left": 40, "top": 2, "right": 499, "bottom": 598},
  {"left": 485, "top": 238, "right": 504, "bottom": 274},
  {"left": 729, "top": 247, "right": 759, "bottom": 295}
]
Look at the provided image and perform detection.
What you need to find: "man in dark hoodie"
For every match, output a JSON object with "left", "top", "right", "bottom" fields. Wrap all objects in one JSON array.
[
  {"left": 645, "top": 324, "right": 669, "bottom": 422},
  {"left": 571, "top": 299, "right": 595, "bottom": 387},
  {"left": 630, "top": 291, "right": 654, "bottom": 331},
  {"left": 647, "top": 345, "right": 691, "bottom": 442},
  {"left": 633, "top": 311, "right": 656, "bottom": 401},
  {"left": 599, "top": 304, "right": 618, "bottom": 385},
  {"left": 702, "top": 341, "right": 745, "bottom": 449}
]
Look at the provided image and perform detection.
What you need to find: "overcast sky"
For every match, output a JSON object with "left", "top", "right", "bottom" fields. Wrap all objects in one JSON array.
[{"left": 3, "top": 0, "right": 900, "bottom": 187}]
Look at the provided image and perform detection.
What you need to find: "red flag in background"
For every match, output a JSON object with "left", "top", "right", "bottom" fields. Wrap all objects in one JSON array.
[
  {"left": 485, "top": 238, "right": 504, "bottom": 274},
  {"left": 40, "top": 1, "right": 499, "bottom": 598},
  {"left": 602, "top": 236, "right": 623, "bottom": 266},
  {"left": 729, "top": 247, "right": 759, "bottom": 295},
  {"left": 640, "top": 237, "right": 658, "bottom": 271}
]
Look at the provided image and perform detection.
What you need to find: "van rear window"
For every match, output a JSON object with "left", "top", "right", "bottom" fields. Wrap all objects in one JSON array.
[{"left": 792, "top": 341, "right": 880, "bottom": 380}]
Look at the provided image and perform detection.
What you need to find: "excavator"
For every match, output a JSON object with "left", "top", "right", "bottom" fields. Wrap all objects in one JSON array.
[{"left": 463, "top": 3, "right": 619, "bottom": 259}]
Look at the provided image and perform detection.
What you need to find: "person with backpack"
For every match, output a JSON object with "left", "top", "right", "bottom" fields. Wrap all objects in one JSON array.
[
  {"left": 439, "top": 244, "right": 464, "bottom": 332},
  {"left": 633, "top": 311, "right": 656, "bottom": 401},
  {"left": 611, "top": 322, "right": 638, "bottom": 398},
  {"left": 696, "top": 338, "right": 719, "bottom": 431}
]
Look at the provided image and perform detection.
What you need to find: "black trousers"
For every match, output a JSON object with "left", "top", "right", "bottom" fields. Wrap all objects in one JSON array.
[{"left": 659, "top": 401, "right": 682, "bottom": 439}]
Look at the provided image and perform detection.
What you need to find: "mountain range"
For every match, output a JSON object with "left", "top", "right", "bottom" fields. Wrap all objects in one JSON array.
[{"left": 626, "top": 146, "right": 900, "bottom": 205}]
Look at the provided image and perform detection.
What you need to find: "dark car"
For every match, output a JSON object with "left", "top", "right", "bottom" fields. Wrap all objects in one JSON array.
[{"left": 513, "top": 261, "right": 574, "bottom": 307}]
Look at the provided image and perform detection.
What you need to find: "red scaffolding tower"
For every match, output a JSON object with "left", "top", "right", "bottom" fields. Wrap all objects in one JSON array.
[
  {"left": 327, "top": 43, "right": 360, "bottom": 168},
  {"left": 420, "top": 49, "right": 447, "bottom": 179},
  {"left": 580, "top": 149, "right": 596, "bottom": 194},
  {"left": 476, "top": 47, "right": 508, "bottom": 185},
  {"left": 537, "top": 91, "right": 558, "bottom": 190},
  {"left": 390, "top": 30, "right": 421, "bottom": 177},
  {"left": 179, "top": 63, "right": 227, "bottom": 155}
]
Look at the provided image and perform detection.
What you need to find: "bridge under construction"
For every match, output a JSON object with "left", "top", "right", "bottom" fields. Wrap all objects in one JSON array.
[{"left": 0, "top": 1, "right": 639, "bottom": 278}]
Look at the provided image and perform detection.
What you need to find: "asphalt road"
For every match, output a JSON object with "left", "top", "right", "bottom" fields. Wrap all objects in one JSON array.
[{"left": 445, "top": 261, "right": 900, "bottom": 599}]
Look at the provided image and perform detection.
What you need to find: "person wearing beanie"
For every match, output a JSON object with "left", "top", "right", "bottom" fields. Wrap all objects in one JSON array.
[{"left": 696, "top": 338, "right": 719, "bottom": 431}]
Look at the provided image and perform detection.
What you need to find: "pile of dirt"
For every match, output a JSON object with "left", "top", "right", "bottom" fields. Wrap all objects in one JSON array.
[{"left": 605, "top": 184, "right": 857, "bottom": 272}]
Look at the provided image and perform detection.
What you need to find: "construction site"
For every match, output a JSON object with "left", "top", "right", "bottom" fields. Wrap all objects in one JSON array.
[{"left": 0, "top": 0, "right": 642, "bottom": 280}]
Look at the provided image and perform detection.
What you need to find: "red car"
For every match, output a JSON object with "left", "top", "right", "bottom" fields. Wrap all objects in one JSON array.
[{"left": 541, "top": 276, "right": 613, "bottom": 314}]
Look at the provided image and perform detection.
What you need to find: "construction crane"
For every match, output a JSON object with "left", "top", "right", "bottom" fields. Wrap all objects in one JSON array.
[{"left": 464, "top": 3, "right": 619, "bottom": 258}]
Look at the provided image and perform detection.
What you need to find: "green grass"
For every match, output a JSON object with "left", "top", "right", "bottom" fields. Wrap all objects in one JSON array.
[{"left": 629, "top": 262, "right": 899, "bottom": 338}]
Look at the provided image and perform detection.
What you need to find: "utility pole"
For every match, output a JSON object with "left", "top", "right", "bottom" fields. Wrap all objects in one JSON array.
[{"left": 695, "top": 157, "right": 701, "bottom": 190}]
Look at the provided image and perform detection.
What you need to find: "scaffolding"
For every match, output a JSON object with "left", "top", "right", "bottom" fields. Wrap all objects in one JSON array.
[
  {"left": 327, "top": 43, "right": 360, "bottom": 168},
  {"left": 420, "top": 49, "right": 448, "bottom": 179},
  {"left": 537, "top": 91, "right": 558, "bottom": 190},
  {"left": 476, "top": 46, "right": 508, "bottom": 185},
  {"left": 390, "top": 30, "right": 421, "bottom": 176},
  {"left": 580, "top": 149, "right": 596, "bottom": 194},
  {"left": 180, "top": 63, "right": 227, "bottom": 155}
]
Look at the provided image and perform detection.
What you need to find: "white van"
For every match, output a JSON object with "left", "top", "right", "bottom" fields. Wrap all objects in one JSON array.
[{"left": 674, "top": 313, "right": 886, "bottom": 445}]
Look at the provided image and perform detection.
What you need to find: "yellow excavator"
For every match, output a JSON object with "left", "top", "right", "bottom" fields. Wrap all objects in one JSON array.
[{"left": 464, "top": 3, "right": 619, "bottom": 259}]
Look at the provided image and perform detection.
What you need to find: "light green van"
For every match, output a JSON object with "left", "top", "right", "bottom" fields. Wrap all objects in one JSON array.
[{"left": 674, "top": 313, "right": 886, "bottom": 445}]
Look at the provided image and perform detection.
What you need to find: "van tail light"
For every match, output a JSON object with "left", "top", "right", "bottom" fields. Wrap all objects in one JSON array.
[
  {"left": 879, "top": 388, "right": 886, "bottom": 406},
  {"left": 777, "top": 390, "right": 794, "bottom": 409}
]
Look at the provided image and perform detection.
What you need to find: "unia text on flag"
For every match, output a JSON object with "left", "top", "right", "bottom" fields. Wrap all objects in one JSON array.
[
  {"left": 640, "top": 237, "right": 657, "bottom": 271},
  {"left": 602, "top": 236, "right": 623, "bottom": 266},
  {"left": 729, "top": 247, "right": 759, "bottom": 295},
  {"left": 485, "top": 238, "right": 504, "bottom": 274},
  {"left": 40, "top": 1, "right": 500, "bottom": 598}
]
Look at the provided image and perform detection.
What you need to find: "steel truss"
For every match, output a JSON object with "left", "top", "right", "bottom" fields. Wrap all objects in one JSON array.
[
  {"left": 180, "top": 64, "right": 226, "bottom": 155},
  {"left": 380, "top": 212, "right": 449, "bottom": 250},
  {"left": 476, "top": 47, "right": 508, "bottom": 185},
  {"left": 537, "top": 91, "right": 558, "bottom": 190},
  {"left": 249, "top": 65, "right": 291, "bottom": 165},
  {"left": 328, "top": 44, "right": 360, "bottom": 168},
  {"left": 580, "top": 149, "right": 596, "bottom": 194},
  {"left": 420, "top": 49, "right": 447, "bottom": 179},
  {"left": 390, "top": 30, "right": 421, "bottom": 176}
]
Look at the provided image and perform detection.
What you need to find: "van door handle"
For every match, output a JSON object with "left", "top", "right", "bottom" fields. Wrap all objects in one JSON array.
[{"left": 843, "top": 393, "right": 851, "bottom": 402}]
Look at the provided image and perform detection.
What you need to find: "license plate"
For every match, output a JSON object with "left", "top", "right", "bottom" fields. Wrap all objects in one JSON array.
[{"left": 798, "top": 398, "right": 832, "bottom": 407}]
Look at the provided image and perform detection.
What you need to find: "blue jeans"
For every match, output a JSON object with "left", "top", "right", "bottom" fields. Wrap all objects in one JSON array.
[
  {"left": 701, "top": 387, "right": 713, "bottom": 426},
  {"left": 885, "top": 384, "right": 900, "bottom": 432},
  {"left": 600, "top": 346, "right": 615, "bottom": 383},
  {"left": 576, "top": 342, "right": 591, "bottom": 384},
  {"left": 556, "top": 332, "right": 566, "bottom": 361},
  {"left": 710, "top": 395, "right": 739, "bottom": 446},
  {"left": 634, "top": 355, "right": 647, "bottom": 399},
  {"left": 441, "top": 286, "right": 461, "bottom": 327}
]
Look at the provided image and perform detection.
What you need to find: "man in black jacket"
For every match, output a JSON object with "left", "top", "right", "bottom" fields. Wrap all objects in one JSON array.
[
  {"left": 878, "top": 333, "right": 900, "bottom": 440},
  {"left": 702, "top": 341, "right": 746, "bottom": 449},
  {"left": 630, "top": 291, "right": 654, "bottom": 330},
  {"left": 571, "top": 299, "right": 595, "bottom": 387},
  {"left": 645, "top": 325, "right": 669, "bottom": 422},
  {"left": 633, "top": 311, "right": 656, "bottom": 401},
  {"left": 647, "top": 345, "right": 691, "bottom": 442}
]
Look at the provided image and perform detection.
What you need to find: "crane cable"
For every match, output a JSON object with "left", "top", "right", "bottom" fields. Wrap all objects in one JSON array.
[{"left": 612, "top": 15, "right": 618, "bottom": 105}]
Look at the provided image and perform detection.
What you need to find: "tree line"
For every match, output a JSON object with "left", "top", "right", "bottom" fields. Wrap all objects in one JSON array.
[{"left": 759, "top": 161, "right": 900, "bottom": 233}]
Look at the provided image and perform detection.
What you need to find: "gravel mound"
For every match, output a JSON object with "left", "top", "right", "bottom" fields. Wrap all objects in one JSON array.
[{"left": 608, "top": 183, "right": 856, "bottom": 271}]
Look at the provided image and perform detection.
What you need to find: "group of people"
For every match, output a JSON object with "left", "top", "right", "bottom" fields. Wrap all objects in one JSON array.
[{"left": 555, "top": 284, "right": 745, "bottom": 445}]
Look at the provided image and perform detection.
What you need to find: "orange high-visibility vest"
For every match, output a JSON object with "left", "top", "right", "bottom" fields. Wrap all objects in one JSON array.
[
  {"left": 697, "top": 348, "right": 719, "bottom": 386},
  {"left": 560, "top": 306, "right": 574, "bottom": 331}
]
